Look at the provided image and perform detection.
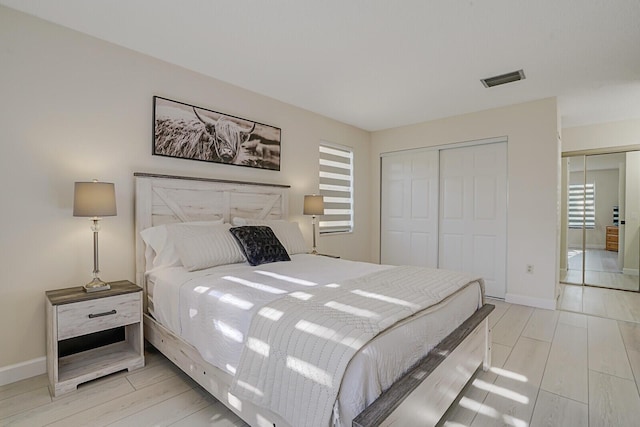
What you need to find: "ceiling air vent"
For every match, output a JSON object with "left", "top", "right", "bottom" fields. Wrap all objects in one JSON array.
[{"left": 481, "top": 69, "right": 525, "bottom": 88}]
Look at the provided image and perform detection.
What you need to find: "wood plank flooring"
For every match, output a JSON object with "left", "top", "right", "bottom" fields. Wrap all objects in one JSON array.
[
  {"left": 2, "top": 290, "right": 640, "bottom": 426},
  {"left": 559, "top": 283, "right": 640, "bottom": 323},
  {"left": 563, "top": 249, "right": 639, "bottom": 291}
]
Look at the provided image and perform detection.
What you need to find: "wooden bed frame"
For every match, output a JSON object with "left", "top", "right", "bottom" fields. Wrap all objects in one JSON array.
[{"left": 134, "top": 172, "right": 494, "bottom": 427}]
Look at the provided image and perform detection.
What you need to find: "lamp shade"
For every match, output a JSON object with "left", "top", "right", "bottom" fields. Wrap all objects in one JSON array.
[
  {"left": 303, "top": 194, "right": 324, "bottom": 216},
  {"left": 73, "top": 181, "right": 117, "bottom": 217}
]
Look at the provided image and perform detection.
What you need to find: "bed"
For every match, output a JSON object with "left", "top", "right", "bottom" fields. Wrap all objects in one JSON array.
[{"left": 134, "top": 172, "right": 494, "bottom": 427}]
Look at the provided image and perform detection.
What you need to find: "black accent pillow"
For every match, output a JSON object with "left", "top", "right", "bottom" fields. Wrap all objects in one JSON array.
[{"left": 229, "top": 226, "right": 291, "bottom": 266}]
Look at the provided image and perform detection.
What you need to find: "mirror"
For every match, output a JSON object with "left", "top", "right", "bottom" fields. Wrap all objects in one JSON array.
[
  {"left": 560, "top": 151, "right": 640, "bottom": 292},
  {"left": 561, "top": 156, "right": 585, "bottom": 285}
]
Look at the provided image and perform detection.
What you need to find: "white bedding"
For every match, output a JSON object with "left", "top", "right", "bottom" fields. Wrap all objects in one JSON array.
[{"left": 149, "top": 254, "right": 483, "bottom": 426}]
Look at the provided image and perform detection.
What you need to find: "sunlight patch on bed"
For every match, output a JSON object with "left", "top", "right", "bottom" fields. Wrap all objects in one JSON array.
[
  {"left": 490, "top": 367, "right": 528, "bottom": 382},
  {"left": 222, "top": 275, "right": 287, "bottom": 294},
  {"left": 225, "top": 364, "right": 237, "bottom": 374},
  {"left": 256, "top": 414, "right": 274, "bottom": 427},
  {"left": 236, "top": 380, "right": 264, "bottom": 397},
  {"left": 351, "top": 289, "right": 419, "bottom": 309},
  {"left": 227, "top": 392, "right": 242, "bottom": 411},
  {"left": 220, "top": 293, "right": 254, "bottom": 310},
  {"left": 286, "top": 356, "right": 332, "bottom": 387},
  {"left": 194, "top": 286, "right": 210, "bottom": 294},
  {"left": 296, "top": 320, "right": 336, "bottom": 340},
  {"left": 325, "top": 283, "right": 340, "bottom": 288},
  {"left": 247, "top": 337, "right": 270, "bottom": 357},
  {"left": 290, "top": 291, "right": 313, "bottom": 300},
  {"left": 325, "top": 301, "right": 380, "bottom": 319},
  {"left": 207, "top": 289, "right": 224, "bottom": 299},
  {"left": 189, "top": 308, "right": 198, "bottom": 318},
  {"left": 214, "top": 320, "right": 244, "bottom": 342},
  {"left": 258, "top": 306, "right": 284, "bottom": 321},
  {"left": 295, "top": 320, "right": 363, "bottom": 349},
  {"left": 255, "top": 270, "right": 317, "bottom": 286},
  {"left": 472, "top": 379, "right": 529, "bottom": 404}
]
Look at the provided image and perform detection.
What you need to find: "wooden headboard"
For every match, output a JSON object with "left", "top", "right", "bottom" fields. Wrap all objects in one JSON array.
[{"left": 134, "top": 173, "right": 290, "bottom": 290}]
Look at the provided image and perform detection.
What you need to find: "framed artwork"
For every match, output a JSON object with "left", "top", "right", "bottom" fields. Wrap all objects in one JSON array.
[{"left": 153, "top": 96, "right": 281, "bottom": 171}]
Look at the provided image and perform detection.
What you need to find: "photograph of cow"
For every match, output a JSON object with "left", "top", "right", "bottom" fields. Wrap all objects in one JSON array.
[{"left": 153, "top": 96, "right": 281, "bottom": 171}]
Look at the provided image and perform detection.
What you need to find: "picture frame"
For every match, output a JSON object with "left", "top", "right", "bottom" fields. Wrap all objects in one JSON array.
[{"left": 153, "top": 96, "right": 281, "bottom": 171}]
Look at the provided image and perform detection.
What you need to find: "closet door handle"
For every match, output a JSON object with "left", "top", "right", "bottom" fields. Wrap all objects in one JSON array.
[{"left": 88, "top": 309, "right": 117, "bottom": 318}]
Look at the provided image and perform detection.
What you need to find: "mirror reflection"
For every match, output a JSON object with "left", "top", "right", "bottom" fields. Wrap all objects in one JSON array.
[{"left": 560, "top": 151, "right": 640, "bottom": 292}]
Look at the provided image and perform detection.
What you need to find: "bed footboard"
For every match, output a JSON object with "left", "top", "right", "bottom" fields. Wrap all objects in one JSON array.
[
  {"left": 353, "top": 303, "right": 494, "bottom": 427},
  {"left": 144, "top": 314, "right": 291, "bottom": 427}
]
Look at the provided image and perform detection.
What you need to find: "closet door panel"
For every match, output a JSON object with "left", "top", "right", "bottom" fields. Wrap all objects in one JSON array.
[
  {"left": 381, "top": 150, "right": 439, "bottom": 267},
  {"left": 381, "top": 142, "right": 507, "bottom": 299},
  {"left": 439, "top": 143, "right": 507, "bottom": 298},
  {"left": 473, "top": 235, "right": 497, "bottom": 281},
  {"left": 441, "top": 234, "right": 464, "bottom": 272}
]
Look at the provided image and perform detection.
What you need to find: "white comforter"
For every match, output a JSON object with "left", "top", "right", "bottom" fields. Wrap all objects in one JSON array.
[
  {"left": 230, "top": 265, "right": 483, "bottom": 427},
  {"left": 150, "top": 255, "right": 483, "bottom": 426}
]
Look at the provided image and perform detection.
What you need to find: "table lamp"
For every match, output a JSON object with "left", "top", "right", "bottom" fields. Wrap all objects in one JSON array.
[
  {"left": 73, "top": 180, "right": 117, "bottom": 292},
  {"left": 303, "top": 194, "right": 324, "bottom": 254}
]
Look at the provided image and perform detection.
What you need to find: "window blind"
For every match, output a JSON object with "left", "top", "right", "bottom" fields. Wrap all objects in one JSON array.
[
  {"left": 568, "top": 183, "right": 595, "bottom": 229},
  {"left": 319, "top": 143, "right": 353, "bottom": 234}
]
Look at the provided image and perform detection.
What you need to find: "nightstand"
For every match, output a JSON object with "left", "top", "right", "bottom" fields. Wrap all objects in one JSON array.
[{"left": 46, "top": 280, "right": 144, "bottom": 397}]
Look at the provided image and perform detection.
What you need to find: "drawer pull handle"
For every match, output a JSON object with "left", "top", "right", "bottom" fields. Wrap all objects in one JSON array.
[{"left": 88, "top": 310, "right": 117, "bottom": 319}]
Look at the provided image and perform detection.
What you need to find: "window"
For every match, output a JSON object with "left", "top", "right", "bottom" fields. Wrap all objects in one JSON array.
[
  {"left": 319, "top": 143, "right": 353, "bottom": 234},
  {"left": 568, "top": 183, "right": 595, "bottom": 229}
]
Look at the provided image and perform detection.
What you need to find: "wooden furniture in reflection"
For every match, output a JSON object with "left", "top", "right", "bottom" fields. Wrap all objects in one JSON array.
[{"left": 606, "top": 226, "right": 619, "bottom": 252}]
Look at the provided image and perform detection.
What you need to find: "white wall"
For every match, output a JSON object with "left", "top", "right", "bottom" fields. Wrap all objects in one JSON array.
[
  {"left": 371, "top": 98, "right": 560, "bottom": 309},
  {"left": 0, "top": 7, "right": 372, "bottom": 370},
  {"left": 563, "top": 118, "right": 640, "bottom": 152}
]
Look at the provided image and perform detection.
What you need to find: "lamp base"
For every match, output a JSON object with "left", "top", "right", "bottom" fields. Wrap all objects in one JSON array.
[{"left": 83, "top": 278, "right": 111, "bottom": 293}]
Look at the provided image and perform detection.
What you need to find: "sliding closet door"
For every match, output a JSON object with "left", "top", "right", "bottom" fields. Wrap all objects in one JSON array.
[
  {"left": 561, "top": 151, "right": 640, "bottom": 292},
  {"left": 380, "top": 150, "right": 439, "bottom": 267},
  {"left": 439, "top": 143, "right": 507, "bottom": 298}
]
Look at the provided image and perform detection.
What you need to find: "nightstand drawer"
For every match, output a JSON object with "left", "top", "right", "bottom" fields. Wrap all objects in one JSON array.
[{"left": 57, "top": 293, "right": 141, "bottom": 340}]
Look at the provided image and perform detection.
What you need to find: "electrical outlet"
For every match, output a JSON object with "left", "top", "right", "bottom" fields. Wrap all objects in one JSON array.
[{"left": 526, "top": 264, "right": 534, "bottom": 274}]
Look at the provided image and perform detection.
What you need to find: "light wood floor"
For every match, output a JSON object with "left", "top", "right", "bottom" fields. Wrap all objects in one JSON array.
[
  {"left": 559, "top": 283, "right": 640, "bottom": 323},
  {"left": 568, "top": 248, "right": 620, "bottom": 273},
  {"left": 2, "top": 293, "right": 640, "bottom": 426},
  {"left": 563, "top": 249, "right": 639, "bottom": 292}
]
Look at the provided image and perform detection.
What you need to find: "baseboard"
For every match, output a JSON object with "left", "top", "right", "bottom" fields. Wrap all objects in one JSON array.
[
  {"left": 0, "top": 356, "right": 46, "bottom": 386},
  {"left": 623, "top": 268, "right": 640, "bottom": 276},
  {"left": 505, "top": 293, "right": 557, "bottom": 310}
]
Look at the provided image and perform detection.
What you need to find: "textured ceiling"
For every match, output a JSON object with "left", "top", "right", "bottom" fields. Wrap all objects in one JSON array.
[{"left": 2, "top": 0, "right": 639, "bottom": 131}]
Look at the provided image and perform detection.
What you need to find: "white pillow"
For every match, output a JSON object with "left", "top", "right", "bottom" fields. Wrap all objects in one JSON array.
[
  {"left": 140, "top": 219, "right": 224, "bottom": 269},
  {"left": 176, "top": 223, "right": 246, "bottom": 271},
  {"left": 231, "top": 218, "right": 308, "bottom": 255}
]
